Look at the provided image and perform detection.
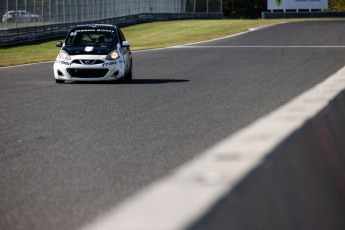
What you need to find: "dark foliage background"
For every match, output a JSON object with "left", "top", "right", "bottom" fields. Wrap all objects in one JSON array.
[
  {"left": 222, "top": 0, "right": 345, "bottom": 18},
  {"left": 223, "top": 0, "right": 267, "bottom": 18}
]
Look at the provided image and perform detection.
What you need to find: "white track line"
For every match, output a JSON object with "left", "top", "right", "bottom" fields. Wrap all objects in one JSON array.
[
  {"left": 173, "top": 45, "right": 345, "bottom": 48},
  {"left": 133, "top": 31, "right": 251, "bottom": 53},
  {"left": 169, "top": 31, "right": 250, "bottom": 48},
  {"left": 248, "top": 22, "right": 288, "bottom": 31},
  {"left": 0, "top": 61, "right": 53, "bottom": 69}
]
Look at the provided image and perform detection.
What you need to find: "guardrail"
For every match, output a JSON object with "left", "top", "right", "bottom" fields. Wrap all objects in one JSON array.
[{"left": 0, "top": 12, "right": 223, "bottom": 47}]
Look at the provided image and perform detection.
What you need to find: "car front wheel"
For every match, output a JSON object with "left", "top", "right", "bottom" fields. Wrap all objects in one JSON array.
[
  {"left": 125, "top": 67, "right": 132, "bottom": 81},
  {"left": 55, "top": 79, "right": 65, "bottom": 83}
]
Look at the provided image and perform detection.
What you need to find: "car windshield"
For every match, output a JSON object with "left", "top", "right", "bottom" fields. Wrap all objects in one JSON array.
[{"left": 65, "top": 29, "right": 118, "bottom": 47}]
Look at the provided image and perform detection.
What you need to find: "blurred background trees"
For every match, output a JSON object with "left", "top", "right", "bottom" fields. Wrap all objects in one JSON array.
[
  {"left": 223, "top": 0, "right": 345, "bottom": 18},
  {"left": 329, "top": 0, "right": 345, "bottom": 10},
  {"left": 223, "top": 0, "right": 266, "bottom": 18}
]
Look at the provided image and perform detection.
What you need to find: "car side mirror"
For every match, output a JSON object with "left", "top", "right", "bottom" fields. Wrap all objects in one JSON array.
[
  {"left": 56, "top": 41, "right": 63, "bottom": 47},
  {"left": 122, "top": 41, "right": 130, "bottom": 48}
]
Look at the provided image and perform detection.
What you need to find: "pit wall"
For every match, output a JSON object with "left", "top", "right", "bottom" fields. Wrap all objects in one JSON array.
[
  {"left": 190, "top": 87, "right": 345, "bottom": 230},
  {"left": 80, "top": 67, "right": 345, "bottom": 230}
]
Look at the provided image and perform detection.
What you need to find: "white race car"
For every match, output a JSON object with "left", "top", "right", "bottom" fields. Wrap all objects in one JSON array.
[{"left": 53, "top": 24, "right": 132, "bottom": 83}]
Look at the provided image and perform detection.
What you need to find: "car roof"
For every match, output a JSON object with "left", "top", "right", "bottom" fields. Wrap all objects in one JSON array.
[{"left": 72, "top": 24, "right": 118, "bottom": 30}]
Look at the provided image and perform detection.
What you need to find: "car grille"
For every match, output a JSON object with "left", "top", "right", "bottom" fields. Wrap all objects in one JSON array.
[
  {"left": 67, "top": 68, "right": 109, "bottom": 78},
  {"left": 71, "top": 60, "right": 104, "bottom": 65}
]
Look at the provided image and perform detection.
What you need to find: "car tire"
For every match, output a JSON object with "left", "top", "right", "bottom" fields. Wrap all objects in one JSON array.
[
  {"left": 55, "top": 79, "right": 65, "bottom": 83},
  {"left": 125, "top": 67, "right": 132, "bottom": 81},
  {"left": 119, "top": 76, "right": 126, "bottom": 84}
]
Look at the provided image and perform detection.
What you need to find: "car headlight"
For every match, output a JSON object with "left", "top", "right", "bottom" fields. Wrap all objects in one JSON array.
[
  {"left": 106, "top": 51, "right": 119, "bottom": 60},
  {"left": 58, "top": 50, "right": 71, "bottom": 60}
]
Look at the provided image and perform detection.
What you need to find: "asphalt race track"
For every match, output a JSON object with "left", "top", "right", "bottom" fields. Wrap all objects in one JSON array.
[{"left": 1, "top": 20, "right": 345, "bottom": 230}]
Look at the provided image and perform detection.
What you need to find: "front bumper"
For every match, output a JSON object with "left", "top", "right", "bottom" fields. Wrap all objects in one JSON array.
[{"left": 53, "top": 54, "right": 125, "bottom": 81}]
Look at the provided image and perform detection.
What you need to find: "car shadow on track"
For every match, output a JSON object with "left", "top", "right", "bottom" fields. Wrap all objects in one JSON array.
[
  {"left": 127, "top": 79, "right": 189, "bottom": 84},
  {"left": 68, "top": 79, "right": 189, "bottom": 84}
]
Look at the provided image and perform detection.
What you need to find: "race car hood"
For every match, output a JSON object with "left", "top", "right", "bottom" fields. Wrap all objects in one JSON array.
[{"left": 62, "top": 46, "right": 116, "bottom": 55}]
